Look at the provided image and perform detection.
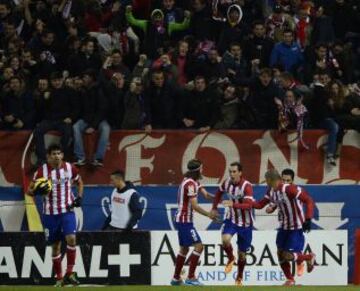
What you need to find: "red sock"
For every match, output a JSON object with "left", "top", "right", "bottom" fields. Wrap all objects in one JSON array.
[
  {"left": 52, "top": 254, "right": 62, "bottom": 280},
  {"left": 295, "top": 253, "right": 312, "bottom": 264},
  {"left": 223, "top": 244, "right": 235, "bottom": 261},
  {"left": 188, "top": 251, "right": 201, "bottom": 279},
  {"left": 66, "top": 245, "right": 76, "bottom": 275},
  {"left": 237, "top": 259, "right": 246, "bottom": 280},
  {"left": 173, "top": 254, "right": 186, "bottom": 280},
  {"left": 280, "top": 262, "right": 294, "bottom": 280}
]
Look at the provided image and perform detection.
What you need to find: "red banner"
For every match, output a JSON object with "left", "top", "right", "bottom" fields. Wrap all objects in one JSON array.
[{"left": 0, "top": 130, "right": 359, "bottom": 186}]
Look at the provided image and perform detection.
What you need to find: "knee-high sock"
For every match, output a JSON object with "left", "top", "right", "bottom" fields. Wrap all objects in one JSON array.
[
  {"left": 280, "top": 261, "right": 294, "bottom": 280},
  {"left": 188, "top": 251, "right": 201, "bottom": 279},
  {"left": 66, "top": 245, "right": 76, "bottom": 275},
  {"left": 223, "top": 244, "right": 235, "bottom": 261},
  {"left": 294, "top": 253, "right": 313, "bottom": 264},
  {"left": 52, "top": 254, "right": 62, "bottom": 280},
  {"left": 173, "top": 253, "right": 186, "bottom": 280},
  {"left": 237, "top": 258, "right": 246, "bottom": 280}
]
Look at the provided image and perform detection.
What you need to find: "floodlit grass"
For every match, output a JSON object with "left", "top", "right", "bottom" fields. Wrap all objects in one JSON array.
[{"left": 0, "top": 286, "right": 358, "bottom": 291}]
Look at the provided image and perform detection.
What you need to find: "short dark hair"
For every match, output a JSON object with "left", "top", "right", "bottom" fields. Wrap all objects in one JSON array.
[
  {"left": 111, "top": 170, "right": 125, "bottom": 180},
  {"left": 111, "top": 49, "right": 122, "bottom": 55},
  {"left": 230, "top": 162, "right": 242, "bottom": 172},
  {"left": 281, "top": 168, "right": 295, "bottom": 180},
  {"left": 9, "top": 76, "right": 22, "bottom": 83},
  {"left": 280, "top": 71, "right": 294, "bottom": 81},
  {"left": 47, "top": 144, "right": 63, "bottom": 154},
  {"left": 252, "top": 20, "right": 265, "bottom": 28},
  {"left": 315, "top": 42, "right": 327, "bottom": 50},
  {"left": 259, "top": 68, "right": 272, "bottom": 77},
  {"left": 283, "top": 29, "right": 294, "bottom": 36}
]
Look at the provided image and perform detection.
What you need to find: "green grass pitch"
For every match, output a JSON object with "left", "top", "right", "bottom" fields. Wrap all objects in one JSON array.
[{"left": 0, "top": 286, "right": 358, "bottom": 291}]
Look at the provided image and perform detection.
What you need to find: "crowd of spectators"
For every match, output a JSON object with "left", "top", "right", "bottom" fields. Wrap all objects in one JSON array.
[{"left": 0, "top": 0, "right": 359, "bottom": 166}]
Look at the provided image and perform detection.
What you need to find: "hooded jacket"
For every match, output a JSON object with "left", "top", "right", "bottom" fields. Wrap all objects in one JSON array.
[{"left": 217, "top": 5, "right": 246, "bottom": 54}]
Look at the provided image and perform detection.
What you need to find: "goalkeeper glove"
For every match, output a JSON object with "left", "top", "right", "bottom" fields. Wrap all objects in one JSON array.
[{"left": 302, "top": 218, "right": 312, "bottom": 233}]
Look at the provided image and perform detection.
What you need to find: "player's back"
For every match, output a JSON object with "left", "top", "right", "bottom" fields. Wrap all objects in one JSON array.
[
  {"left": 34, "top": 162, "right": 78, "bottom": 215},
  {"left": 175, "top": 178, "right": 199, "bottom": 224}
]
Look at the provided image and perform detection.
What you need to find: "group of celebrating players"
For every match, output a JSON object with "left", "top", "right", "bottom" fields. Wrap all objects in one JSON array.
[
  {"left": 27, "top": 144, "right": 316, "bottom": 287},
  {"left": 172, "top": 159, "right": 316, "bottom": 286}
]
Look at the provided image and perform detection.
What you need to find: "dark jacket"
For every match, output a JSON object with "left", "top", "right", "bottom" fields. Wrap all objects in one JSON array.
[
  {"left": 122, "top": 91, "right": 145, "bottom": 129},
  {"left": 144, "top": 82, "right": 179, "bottom": 128},
  {"left": 248, "top": 78, "right": 280, "bottom": 129},
  {"left": 182, "top": 87, "right": 221, "bottom": 128},
  {"left": 310, "top": 83, "right": 332, "bottom": 127},
  {"left": 40, "top": 87, "right": 76, "bottom": 121},
  {"left": 2, "top": 91, "right": 35, "bottom": 129},
  {"left": 103, "top": 82, "right": 125, "bottom": 129},
  {"left": 76, "top": 84, "right": 107, "bottom": 128},
  {"left": 222, "top": 51, "right": 248, "bottom": 85},
  {"left": 244, "top": 36, "right": 274, "bottom": 67},
  {"left": 68, "top": 52, "right": 102, "bottom": 76}
]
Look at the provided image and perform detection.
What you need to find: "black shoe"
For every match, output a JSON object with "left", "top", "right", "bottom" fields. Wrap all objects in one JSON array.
[
  {"left": 63, "top": 272, "right": 80, "bottom": 286},
  {"left": 91, "top": 159, "right": 103, "bottom": 167},
  {"left": 74, "top": 159, "right": 86, "bottom": 166}
]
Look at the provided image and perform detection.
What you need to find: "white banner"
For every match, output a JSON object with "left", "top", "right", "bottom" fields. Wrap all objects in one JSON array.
[{"left": 151, "top": 230, "right": 348, "bottom": 286}]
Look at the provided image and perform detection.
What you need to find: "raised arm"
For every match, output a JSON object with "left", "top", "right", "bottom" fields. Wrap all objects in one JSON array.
[
  {"left": 168, "top": 10, "right": 191, "bottom": 35},
  {"left": 126, "top": 6, "right": 148, "bottom": 32}
]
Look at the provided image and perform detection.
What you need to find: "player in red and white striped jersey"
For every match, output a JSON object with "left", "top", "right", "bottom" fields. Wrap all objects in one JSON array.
[
  {"left": 171, "top": 159, "right": 219, "bottom": 286},
  {"left": 211, "top": 162, "right": 254, "bottom": 286},
  {"left": 253, "top": 169, "right": 316, "bottom": 286},
  {"left": 28, "top": 144, "right": 83, "bottom": 286}
]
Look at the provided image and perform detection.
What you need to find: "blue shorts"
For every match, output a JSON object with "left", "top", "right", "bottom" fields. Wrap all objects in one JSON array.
[
  {"left": 276, "top": 229, "right": 305, "bottom": 253},
  {"left": 42, "top": 212, "right": 77, "bottom": 244},
  {"left": 222, "top": 220, "right": 253, "bottom": 252},
  {"left": 176, "top": 223, "right": 202, "bottom": 247}
]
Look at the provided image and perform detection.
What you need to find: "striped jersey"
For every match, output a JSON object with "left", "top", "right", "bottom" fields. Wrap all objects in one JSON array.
[
  {"left": 33, "top": 162, "right": 80, "bottom": 215},
  {"left": 219, "top": 177, "right": 254, "bottom": 227},
  {"left": 265, "top": 183, "right": 305, "bottom": 230},
  {"left": 175, "top": 178, "right": 200, "bottom": 223}
]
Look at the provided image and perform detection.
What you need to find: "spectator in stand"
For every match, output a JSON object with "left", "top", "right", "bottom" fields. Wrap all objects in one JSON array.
[
  {"left": 172, "top": 40, "right": 194, "bottom": 86},
  {"left": 222, "top": 42, "right": 248, "bottom": 85},
  {"left": 330, "top": 41, "right": 354, "bottom": 84},
  {"left": 143, "top": 69, "right": 179, "bottom": 131},
  {"left": 125, "top": 5, "right": 191, "bottom": 58},
  {"left": 161, "top": 0, "right": 184, "bottom": 25},
  {"left": 103, "top": 72, "right": 126, "bottom": 130},
  {"left": 32, "top": 78, "right": 49, "bottom": 123},
  {"left": 265, "top": 4, "right": 294, "bottom": 43},
  {"left": 244, "top": 21, "right": 274, "bottom": 68},
  {"left": 310, "top": 5, "right": 335, "bottom": 46},
  {"left": 68, "top": 38, "right": 102, "bottom": 76},
  {"left": 328, "top": 0, "right": 353, "bottom": 41},
  {"left": 33, "top": 72, "right": 75, "bottom": 164},
  {"left": 73, "top": 69, "right": 109, "bottom": 167},
  {"left": 214, "top": 84, "right": 239, "bottom": 129},
  {"left": 0, "top": 67, "right": 14, "bottom": 95},
  {"left": 101, "top": 49, "right": 131, "bottom": 82},
  {"left": 132, "top": 54, "right": 151, "bottom": 80},
  {"left": 341, "top": 82, "right": 360, "bottom": 132},
  {"left": 216, "top": 4, "right": 246, "bottom": 54},
  {"left": 190, "top": 0, "right": 215, "bottom": 41},
  {"left": 122, "top": 77, "right": 146, "bottom": 129},
  {"left": 202, "top": 48, "right": 226, "bottom": 82},
  {"left": 294, "top": 5, "right": 312, "bottom": 50},
  {"left": 2, "top": 76, "right": 34, "bottom": 130},
  {"left": 247, "top": 68, "right": 280, "bottom": 129},
  {"left": 181, "top": 75, "right": 220, "bottom": 131},
  {"left": 270, "top": 29, "right": 304, "bottom": 76},
  {"left": 309, "top": 71, "right": 342, "bottom": 166},
  {"left": 152, "top": 54, "right": 179, "bottom": 84}
]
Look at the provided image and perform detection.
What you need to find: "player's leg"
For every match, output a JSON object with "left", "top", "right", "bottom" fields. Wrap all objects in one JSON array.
[
  {"left": 62, "top": 212, "right": 80, "bottom": 285},
  {"left": 286, "top": 230, "right": 316, "bottom": 274},
  {"left": 93, "top": 120, "right": 111, "bottom": 165},
  {"left": 222, "top": 220, "right": 237, "bottom": 273},
  {"left": 43, "top": 214, "right": 63, "bottom": 285},
  {"left": 172, "top": 245, "right": 189, "bottom": 284},
  {"left": 171, "top": 223, "right": 191, "bottom": 285},
  {"left": 276, "top": 230, "right": 295, "bottom": 285},
  {"left": 185, "top": 225, "right": 203, "bottom": 285},
  {"left": 235, "top": 226, "right": 252, "bottom": 286}
]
